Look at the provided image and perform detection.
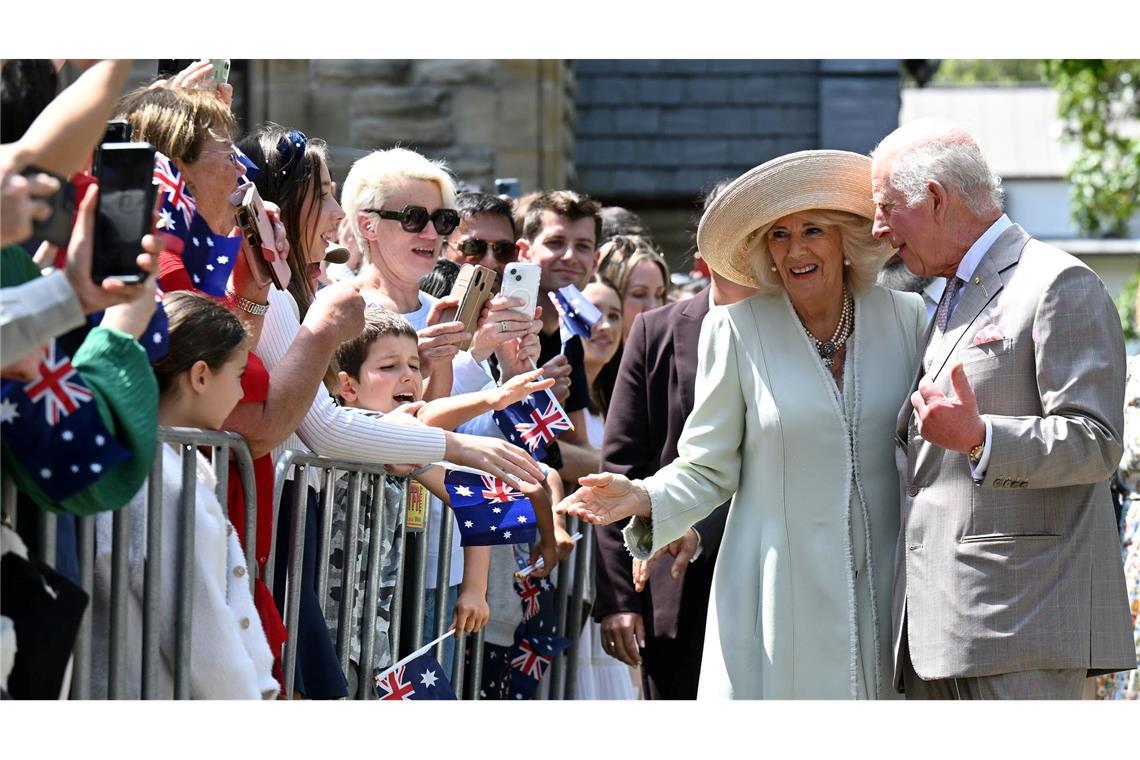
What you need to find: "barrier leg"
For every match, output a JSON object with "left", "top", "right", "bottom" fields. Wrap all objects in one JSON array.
[
  {"left": 358, "top": 475, "right": 385, "bottom": 700},
  {"left": 69, "top": 515, "right": 94, "bottom": 700},
  {"left": 334, "top": 470, "right": 362, "bottom": 679},
  {"left": 468, "top": 629, "right": 485, "bottom": 701},
  {"left": 314, "top": 468, "right": 336, "bottom": 617},
  {"left": 141, "top": 447, "right": 164, "bottom": 699},
  {"left": 563, "top": 522, "right": 592, "bottom": 700},
  {"left": 388, "top": 478, "right": 408, "bottom": 663},
  {"left": 282, "top": 465, "right": 309, "bottom": 699},
  {"left": 432, "top": 509, "right": 454, "bottom": 667},
  {"left": 452, "top": 629, "right": 466, "bottom": 699},
  {"left": 172, "top": 443, "right": 197, "bottom": 699},
  {"left": 106, "top": 504, "right": 132, "bottom": 699}
]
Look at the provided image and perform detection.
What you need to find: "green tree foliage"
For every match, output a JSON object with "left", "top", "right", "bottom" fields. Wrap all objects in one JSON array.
[
  {"left": 929, "top": 59, "right": 1046, "bottom": 85},
  {"left": 1043, "top": 60, "right": 1140, "bottom": 238},
  {"left": 1119, "top": 269, "right": 1139, "bottom": 341}
]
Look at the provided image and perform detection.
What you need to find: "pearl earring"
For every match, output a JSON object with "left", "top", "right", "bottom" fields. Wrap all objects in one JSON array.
[
  {"left": 770, "top": 265, "right": 777, "bottom": 272},
  {"left": 844, "top": 258, "right": 851, "bottom": 266}
]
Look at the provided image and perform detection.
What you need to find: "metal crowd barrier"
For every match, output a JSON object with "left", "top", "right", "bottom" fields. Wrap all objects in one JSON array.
[
  {"left": 2, "top": 427, "right": 257, "bottom": 700},
  {"left": 1, "top": 430, "right": 603, "bottom": 702}
]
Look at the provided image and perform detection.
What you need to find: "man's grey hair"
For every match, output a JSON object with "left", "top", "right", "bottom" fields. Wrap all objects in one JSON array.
[{"left": 875, "top": 132, "right": 1004, "bottom": 216}]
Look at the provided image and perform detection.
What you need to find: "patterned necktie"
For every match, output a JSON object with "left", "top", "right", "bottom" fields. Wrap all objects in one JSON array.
[{"left": 933, "top": 276, "right": 965, "bottom": 333}]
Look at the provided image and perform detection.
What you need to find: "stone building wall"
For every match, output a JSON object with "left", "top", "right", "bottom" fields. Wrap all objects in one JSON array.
[{"left": 243, "top": 59, "right": 576, "bottom": 193}]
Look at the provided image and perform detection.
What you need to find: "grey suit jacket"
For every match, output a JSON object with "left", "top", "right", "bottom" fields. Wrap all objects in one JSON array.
[{"left": 892, "top": 223, "right": 1135, "bottom": 687}]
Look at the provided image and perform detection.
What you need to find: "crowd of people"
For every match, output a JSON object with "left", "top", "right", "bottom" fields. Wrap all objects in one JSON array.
[{"left": 1, "top": 58, "right": 1137, "bottom": 701}]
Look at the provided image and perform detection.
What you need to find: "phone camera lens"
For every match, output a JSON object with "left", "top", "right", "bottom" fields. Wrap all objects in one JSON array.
[{"left": 515, "top": 274, "right": 522, "bottom": 281}]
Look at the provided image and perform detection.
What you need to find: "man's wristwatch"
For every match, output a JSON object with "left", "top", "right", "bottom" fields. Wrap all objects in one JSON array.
[{"left": 968, "top": 441, "right": 985, "bottom": 465}]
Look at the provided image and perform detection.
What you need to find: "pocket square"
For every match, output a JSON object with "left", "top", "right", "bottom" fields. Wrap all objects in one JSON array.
[{"left": 972, "top": 325, "right": 1005, "bottom": 346}]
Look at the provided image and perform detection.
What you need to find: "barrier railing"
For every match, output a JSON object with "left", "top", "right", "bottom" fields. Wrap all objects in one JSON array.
[
  {"left": 2, "top": 430, "right": 608, "bottom": 702},
  {"left": 2, "top": 427, "right": 257, "bottom": 700},
  {"left": 271, "top": 450, "right": 412, "bottom": 700}
]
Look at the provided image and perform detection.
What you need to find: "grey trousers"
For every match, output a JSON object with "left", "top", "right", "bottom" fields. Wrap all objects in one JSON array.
[{"left": 900, "top": 636, "right": 1086, "bottom": 699}]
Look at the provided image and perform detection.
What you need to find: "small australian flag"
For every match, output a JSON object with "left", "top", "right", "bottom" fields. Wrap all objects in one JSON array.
[
  {"left": 443, "top": 468, "right": 537, "bottom": 547},
  {"left": 504, "top": 544, "right": 570, "bottom": 699},
  {"left": 374, "top": 650, "right": 456, "bottom": 700},
  {"left": 491, "top": 390, "right": 573, "bottom": 462},
  {"left": 551, "top": 284, "right": 602, "bottom": 340}
]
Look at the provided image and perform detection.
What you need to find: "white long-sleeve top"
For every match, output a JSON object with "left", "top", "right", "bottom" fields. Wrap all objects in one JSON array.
[
  {"left": 91, "top": 445, "right": 279, "bottom": 699},
  {"left": 0, "top": 269, "right": 85, "bottom": 366},
  {"left": 256, "top": 288, "right": 447, "bottom": 490}
]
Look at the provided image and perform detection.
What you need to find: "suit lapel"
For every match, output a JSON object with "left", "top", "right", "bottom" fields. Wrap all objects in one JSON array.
[
  {"left": 672, "top": 289, "right": 711, "bottom": 406},
  {"left": 922, "top": 225, "right": 1027, "bottom": 381}
]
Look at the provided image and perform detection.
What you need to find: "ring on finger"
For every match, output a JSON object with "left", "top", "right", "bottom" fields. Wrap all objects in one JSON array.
[{"left": 499, "top": 320, "right": 509, "bottom": 333}]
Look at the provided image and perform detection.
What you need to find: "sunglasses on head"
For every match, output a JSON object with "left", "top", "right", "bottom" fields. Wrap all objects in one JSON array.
[
  {"left": 450, "top": 238, "right": 519, "bottom": 263},
  {"left": 366, "top": 205, "right": 460, "bottom": 236}
]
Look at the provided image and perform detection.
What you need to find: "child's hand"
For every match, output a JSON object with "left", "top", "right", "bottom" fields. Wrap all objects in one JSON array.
[
  {"left": 489, "top": 367, "right": 555, "bottom": 411},
  {"left": 528, "top": 538, "right": 557, "bottom": 579},
  {"left": 453, "top": 588, "right": 489, "bottom": 633},
  {"left": 553, "top": 520, "right": 575, "bottom": 562}
]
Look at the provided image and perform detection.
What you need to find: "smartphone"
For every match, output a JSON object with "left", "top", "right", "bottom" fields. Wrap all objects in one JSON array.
[
  {"left": 102, "top": 119, "right": 132, "bottom": 145},
  {"left": 91, "top": 142, "right": 157, "bottom": 284},
  {"left": 493, "top": 177, "right": 520, "bottom": 198},
  {"left": 449, "top": 263, "right": 497, "bottom": 350},
  {"left": 22, "top": 166, "right": 75, "bottom": 248},
  {"left": 209, "top": 59, "right": 231, "bottom": 87},
  {"left": 235, "top": 184, "right": 291, "bottom": 290},
  {"left": 499, "top": 261, "right": 541, "bottom": 318},
  {"left": 157, "top": 59, "right": 197, "bottom": 78}
]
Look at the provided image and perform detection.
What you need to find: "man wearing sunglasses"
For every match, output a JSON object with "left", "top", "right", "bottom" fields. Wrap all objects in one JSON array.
[{"left": 444, "top": 192, "right": 519, "bottom": 289}]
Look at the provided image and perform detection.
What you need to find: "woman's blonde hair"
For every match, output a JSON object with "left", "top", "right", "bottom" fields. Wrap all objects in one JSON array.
[
  {"left": 745, "top": 210, "right": 892, "bottom": 296},
  {"left": 340, "top": 147, "right": 457, "bottom": 265},
  {"left": 595, "top": 235, "right": 670, "bottom": 300},
  {"left": 115, "top": 86, "right": 236, "bottom": 164}
]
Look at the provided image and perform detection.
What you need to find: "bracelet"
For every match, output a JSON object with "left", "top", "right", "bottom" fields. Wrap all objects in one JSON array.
[{"left": 226, "top": 289, "right": 270, "bottom": 316}]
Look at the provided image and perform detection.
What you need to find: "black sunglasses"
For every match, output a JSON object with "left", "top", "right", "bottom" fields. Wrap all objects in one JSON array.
[
  {"left": 450, "top": 238, "right": 519, "bottom": 263},
  {"left": 365, "top": 205, "right": 460, "bottom": 236}
]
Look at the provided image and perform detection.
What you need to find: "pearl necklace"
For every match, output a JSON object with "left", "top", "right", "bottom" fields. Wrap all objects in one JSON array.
[{"left": 800, "top": 287, "right": 854, "bottom": 369}]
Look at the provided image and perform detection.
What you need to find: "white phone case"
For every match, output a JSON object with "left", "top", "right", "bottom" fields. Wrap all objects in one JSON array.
[{"left": 500, "top": 262, "right": 541, "bottom": 317}]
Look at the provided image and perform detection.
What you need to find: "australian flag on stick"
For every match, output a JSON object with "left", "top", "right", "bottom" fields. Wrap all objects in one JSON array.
[
  {"left": 491, "top": 389, "right": 574, "bottom": 462},
  {"left": 374, "top": 650, "right": 456, "bottom": 700},
  {"left": 0, "top": 339, "right": 132, "bottom": 502},
  {"left": 374, "top": 633, "right": 457, "bottom": 700},
  {"left": 443, "top": 468, "right": 537, "bottom": 547},
  {"left": 550, "top": 284, "right": 602, "bottom": 340},
  {"left": 504, "top": 544, "right": 570, "bottom": 699}
]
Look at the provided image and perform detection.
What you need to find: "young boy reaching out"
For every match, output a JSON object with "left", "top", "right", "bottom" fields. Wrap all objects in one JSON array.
[{"left": 333, "top": 308, "right": 563, "bottom": 637}]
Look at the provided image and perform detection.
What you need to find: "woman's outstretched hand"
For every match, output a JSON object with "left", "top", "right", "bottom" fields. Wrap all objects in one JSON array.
[{"left": 557, "top": 472, "right": 650, "bottom": 525}]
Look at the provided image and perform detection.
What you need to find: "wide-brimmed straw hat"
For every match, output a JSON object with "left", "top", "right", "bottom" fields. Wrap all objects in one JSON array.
[{"left": 697, "top": 150, "right": 875, "bottom": 288}]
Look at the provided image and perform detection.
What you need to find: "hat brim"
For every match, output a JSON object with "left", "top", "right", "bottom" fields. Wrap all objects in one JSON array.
[{"left": 696, "top": 150, "right": 875, "bottom": 288}]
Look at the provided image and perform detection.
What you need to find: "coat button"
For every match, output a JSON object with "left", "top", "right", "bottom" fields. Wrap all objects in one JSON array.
[
  {"left": 240, "top": 617, "right": 250, "bottom": 630},
  {"left": 234, "top": 566, "right": 246, "bottom": 578},
  {"left": 907, "top": 485, "right": 920, "bottom": 497}
]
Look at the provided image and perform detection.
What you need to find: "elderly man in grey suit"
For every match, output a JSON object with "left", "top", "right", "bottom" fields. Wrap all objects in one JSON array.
[{"left": 872, "top": 118, "right": 1136, "bottom": 699}]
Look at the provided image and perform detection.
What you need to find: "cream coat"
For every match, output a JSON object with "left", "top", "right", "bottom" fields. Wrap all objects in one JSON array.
[
  {"left": 91, "top": 445, "right": 278, "bottom": 699},
  {"left": 627, "top": 286, "right": 925, "bottom": 698}
]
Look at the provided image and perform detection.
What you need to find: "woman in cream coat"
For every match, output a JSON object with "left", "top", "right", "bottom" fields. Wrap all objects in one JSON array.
[{"left": 561, "top": 150, "right": 926, "bottom": 699}]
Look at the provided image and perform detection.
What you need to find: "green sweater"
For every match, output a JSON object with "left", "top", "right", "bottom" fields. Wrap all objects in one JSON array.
[{"left": 1, "top": 245, "right": 158, "bottom": 516}]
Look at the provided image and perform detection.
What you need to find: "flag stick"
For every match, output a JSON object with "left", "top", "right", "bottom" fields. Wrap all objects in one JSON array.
[{"left": 513, "top": 532, "right": 583, "bottom": 579}]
